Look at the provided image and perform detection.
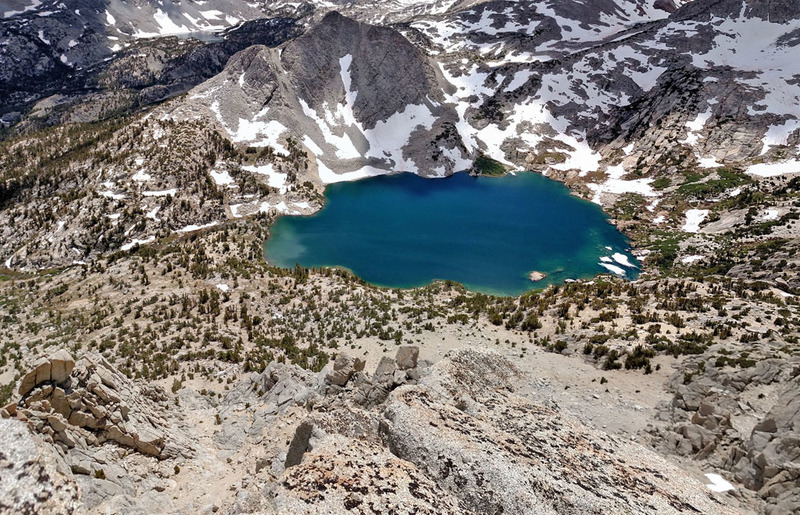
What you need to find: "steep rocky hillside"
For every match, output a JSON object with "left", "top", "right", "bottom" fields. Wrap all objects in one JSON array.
[
  {"left": 0, "top": 219, "right": 797, "bottom": 512},
  {"left": 0, "top": 16, "right": 302, "bottom": 130}
]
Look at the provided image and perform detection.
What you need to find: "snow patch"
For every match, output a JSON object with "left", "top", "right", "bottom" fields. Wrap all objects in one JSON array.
[
  {"left": 704, "top": 473, "right": 735, "bottom": 493},
  {"left": 100, "top": 189, "right": 125, "bottom": 200},
  {"left": 588, "top": 165, "right": 657, "bottom": 204},
  {"left": 242, "top": 164, "right": 287, "bottom": 192},
  {"left": 316, "top": 160, "right": 384, "bottom": 185},
  {"left": 681, "top": 109, "right": 712, "bottom": 146},
  {"left": 302, "top": 136, "right": 324, "bottom": 156},
  {"left": 611, "top": 253, "right": 635, "bottom": 268},
  {"left": 177, "top": 222, "right": 218, "bottom": 233},
  {"left": 761, "top": 119, "right": 800, "bottom": 155},
  {"left": 132, "top": 170, "right": 152, "bottom": 182},
  {"left": 121, "top": 236, "right": 155, "bottom": 251},
  {"left": 697, "top": 155, "right": 723, "bottom": 168},
  {"left": 210, "top": 169, "right": 234, "bottom": 186},
  {"left": 746, "top": 160, "right": 800, "bottom": 177},
  {"left": 599, "top": 263, "right": 626, "bottom": 276},
  {"left": 682, "top": 209, "right": 709, "bottom": 233}
]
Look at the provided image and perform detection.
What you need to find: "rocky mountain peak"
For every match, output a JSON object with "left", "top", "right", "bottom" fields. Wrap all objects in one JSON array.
[
  {"left": 282, "top": 10, "right": 445, "bottom": 129},
  {"left": 170, "top": 10, "right": 467, "bottom": 182}
]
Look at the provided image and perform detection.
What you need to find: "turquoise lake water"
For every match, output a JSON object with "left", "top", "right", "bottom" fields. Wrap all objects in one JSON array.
[{"left": 263, "top": 172, "right": 639, "bottom": 296}]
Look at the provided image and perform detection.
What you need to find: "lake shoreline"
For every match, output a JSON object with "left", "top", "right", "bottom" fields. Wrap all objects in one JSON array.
[{"left": 264, "top": 171, "right": 639, "bottom": 296}]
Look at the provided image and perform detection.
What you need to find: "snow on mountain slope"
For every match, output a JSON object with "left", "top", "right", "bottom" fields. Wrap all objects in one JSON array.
[
  {"left": 5, "top": 0, "right": 800, "bottom": 267},
  {"left": 167, "top": 11, "right": 470, "bottom": 184},
  {"left": 2, "top": 0, "right": 263, "bottom": 40},
  {"left": 160, "top": 0, "right": 800, "bottom": 196},
  {"left": 2, "top": 0, "right": 43, "bottom": 17},
  {"left": 0, "top": 0, "right": 273, "bottom": 108},
  {"left": 406, "top": 0, "right": 800, "bottom": 196}
]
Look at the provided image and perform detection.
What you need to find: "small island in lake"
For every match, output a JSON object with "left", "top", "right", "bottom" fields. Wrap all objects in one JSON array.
[{"left": 529, "top": 271, "right": 547, "bottom": 282}]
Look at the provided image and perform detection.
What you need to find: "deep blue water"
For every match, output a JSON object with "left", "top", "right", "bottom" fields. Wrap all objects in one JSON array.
[{"left": 264, "top": 172, "right": 638, "bottom": 296}]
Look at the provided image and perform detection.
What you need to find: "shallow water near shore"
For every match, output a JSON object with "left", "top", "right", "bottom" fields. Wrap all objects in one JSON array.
[{"left": 264, "top": 172, "right": 638, "bottom": 296}]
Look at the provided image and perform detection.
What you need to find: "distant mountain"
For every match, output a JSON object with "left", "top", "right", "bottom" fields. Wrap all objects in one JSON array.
[
  {"left": 0, "top": 0, "right": 300, "bottom": 120},
  {"left": 167, "top": 11, "right": 469, "bottom": 181},
  {"left": 165, "top": 0, "right": 800, "bottom": 186}
]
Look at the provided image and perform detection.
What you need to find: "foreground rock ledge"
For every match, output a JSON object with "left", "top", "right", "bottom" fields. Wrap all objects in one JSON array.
[
  {"left": 1, "top": 347, "right": 740, "bottom": 514},
  {"left": 269, "top": 348, "right": 739, "bottom": 514}
]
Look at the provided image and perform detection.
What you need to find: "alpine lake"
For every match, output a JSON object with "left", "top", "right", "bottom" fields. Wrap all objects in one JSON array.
[{"left": 263, "top": 171, "right": 639, "bottom": 297}]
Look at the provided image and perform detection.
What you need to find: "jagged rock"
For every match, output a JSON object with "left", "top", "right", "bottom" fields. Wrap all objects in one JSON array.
[
  {"left": 372, "top": 356, "right": 396, "bottom": 384},
  {"left": 11, "top": 351, "right": 190, "bottom": 460},
  {"left": 730, "top": 374, "right": 800, "bottom": 513},
  {"left": 267, "top": 348, "right": 738, "bottom": 514},
  {"left": 49, "top": 349, "right": 75, "bottom": 384},
  {"left": 0, "top": 418, "right": 80, "bottom": 514},
  {"left": 242, "top": 360, "right": 319, "bottom": 411},
  {"left": 394, "top": 346, "right": 419, "bottom": 370},
  {"left": 658, "top": 355, "right": 800, "bottom": 513},
  {"left": 47, "top": 413, "right": 68, "bottom": 432},
  {"left": 18, "top": 350, "right": 75, "bottom": 397},
  {"left": 678, "top": 423, "right": 716, "bottom": 452},
  {"left": 325, "top": 352, "right": 364, "bottom": 387},
  {"left": 268, "top": 434, "right": 463, "bottom": 514}
]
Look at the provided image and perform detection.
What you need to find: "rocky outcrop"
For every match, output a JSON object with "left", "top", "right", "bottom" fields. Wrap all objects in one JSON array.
[
  {"left": 380, "top": 348, "right": 736, "bottom": 514},
  {"left": 0, "top": 417, "right": 80, "bottom": 514},
  {"left": 0, "top": 346, "right": 749, "bottom": 514},
  {"left": 324, "top": 352, "right": 366, "bottom": 387},
  {"left": 16, "top": 348, "right": 75, "bottom": 397},
  {"left": 730, "top": 373, "right": 800, "bottom": 515},
  {"left": 4, "top": 350, "right": 190, "bottom": 460},
  {"left": 652, "top": 355, "right": 800, "bottom": 514},
  {"left": 269, "top": 433, "right": 464, "bottom": 514},
  {"left": 322, "top": 346, "right": 429, "bottom": 407}
]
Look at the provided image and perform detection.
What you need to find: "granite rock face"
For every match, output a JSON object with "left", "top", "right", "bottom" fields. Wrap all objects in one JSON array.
[
  {"left": 378, "top": 349, "right": 737, "bottom": 514},
  {"left": 265, "top": 348, "right": 738, "bottom": 514},
  {"left": 171, "top": 11, "right": 469, "bottom": 181},
  {"left": 731, "top": 373, "right": 800, "bottom": 515},
  {"left": 5, "top": 351, "right": 190, "bottom": 460},
  {"left": 0, "top": 417, "right": 80, "bottom": 514},
  {"left": 16, "top": 349, "right": 75, "bottom": 398}
]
